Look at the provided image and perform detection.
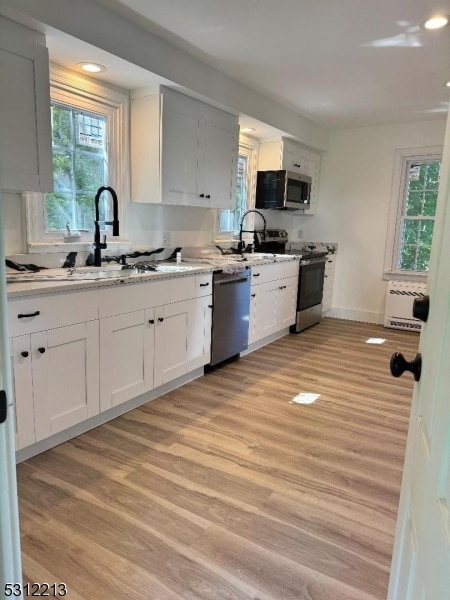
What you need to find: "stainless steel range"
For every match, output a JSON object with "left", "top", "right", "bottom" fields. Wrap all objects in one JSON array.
[{"left": 287, "top": 242, "right": 328, "bottom": 333}]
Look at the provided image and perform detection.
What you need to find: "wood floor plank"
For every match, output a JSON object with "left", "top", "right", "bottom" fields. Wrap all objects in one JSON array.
[{"left": 17, "top": 318, "right": 419, "bottom": 599}]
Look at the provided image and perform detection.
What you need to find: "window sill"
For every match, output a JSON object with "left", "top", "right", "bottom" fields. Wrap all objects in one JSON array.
[
  {"left": 28, "top": 239, "right": 131, "bottom": 254},
  {"left": 383, "top": 270, "right": 428, "bottom": 283}
]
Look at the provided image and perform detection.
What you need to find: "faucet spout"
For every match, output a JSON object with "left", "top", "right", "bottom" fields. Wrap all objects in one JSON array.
[
  {"left": 93, "top": 186, "right": 119, "bottom": 267},
  {"left": 238, "top": 209, "right": 267, "bottom": 255}
]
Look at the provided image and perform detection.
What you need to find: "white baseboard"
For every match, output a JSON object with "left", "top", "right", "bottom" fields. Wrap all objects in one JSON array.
[{"left": 328, "top": 307, "right": 383, "bottom": 324}]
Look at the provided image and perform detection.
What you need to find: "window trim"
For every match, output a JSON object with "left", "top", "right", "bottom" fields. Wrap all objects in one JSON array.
[
  {"left": 25, "top": 63, "right": 130, "bottom": 253},
  {"left": 383, "top": 146, "right": 442, "bottom": 281},
  {"left": 214, "top": 134, "right": 259, "bottom": 243}
]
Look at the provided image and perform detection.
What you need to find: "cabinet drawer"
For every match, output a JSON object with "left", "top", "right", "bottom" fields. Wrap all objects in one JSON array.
[
  {"left": 8, "top": 289, "right": 99, "bottom": 337},
  {"left": 195, "top": 273, "right": 213, "bottom": 296},
  {"left": 251, "top": 261, "right": 299, "bottom": 285}
]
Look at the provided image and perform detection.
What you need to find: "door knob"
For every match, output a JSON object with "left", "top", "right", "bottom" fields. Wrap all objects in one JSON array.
[
  {"left": 390, "top": 352, "right": 422, "bottom": 382},
  {"left": 413, "top": 295, "right": 430, "bottom": 322}
]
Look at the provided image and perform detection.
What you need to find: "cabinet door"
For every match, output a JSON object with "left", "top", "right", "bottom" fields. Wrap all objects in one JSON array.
[
  {"left": 154, "top": 301, "right": 189, "bottom": 387},
  {"left": 277, "top": 278, "right": 298, "bottom": 329},
  {"left": 187, "top": 295, "right": 212, "bottom": 370},
  {"left": 0, "top": 17, "right": 52, "bottom": 192},
  {"left": 248, "top": 287, "right": 261, "bottom": 345},
  {"left": 322, "top": 256, "right": 335, "bottom": 313},
  {"left": 10, "top": 335, "right": 35, "bottom": 450},
  {"left": 100, "top": 309, "right": 154, "bottom": 411},
  {"left": 283, "top": 141, "right": 309, "bottom": 175},
  {"left": 257, "top": 281, "right": 280, "bottom": 339},
  {"left": 161, "top": 97, "right": 204, "bottom": 206},
  {"left": 203, "top": 114, "right": 238, "bottom": 209},
  {"left": 32, "top": 321, "right": 99, "bottom": 441}
]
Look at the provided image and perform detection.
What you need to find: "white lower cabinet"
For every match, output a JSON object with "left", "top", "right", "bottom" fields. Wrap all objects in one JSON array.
[
  {"left": 322, "top": 254, "right": 336, "bottom": 314},
  {"left": 99, "top": 275, "right": 213, "bottom": 411},
  {"left": 99, "top": 309, "right": 155, "bottom": 411},
  {"left": 154, "top": 301, "right": 190, "bottom": 387},
  {"left": 11, "top": 321, "right": 100, "bottom": 449},
  {"left": 249, "top": 262, "right": 299, "bottom": 345}
]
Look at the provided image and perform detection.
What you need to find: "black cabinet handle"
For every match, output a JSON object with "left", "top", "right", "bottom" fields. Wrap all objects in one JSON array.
[
  {"left": 199, "top": 193, "right": 205, "bottom": 198},
  {"left": 38, "top": 347, "right": 46, "bottom": 354},
  {"left": 18, "top": 311, "right": 40, "bottom": 319},
  {"left": 251, "top": 293, "right": 256, "bottom": 298},
  {"left": 253, "top": 273, "right": 260, "bottom": 277},
  {"left": 413, "top": 295, "right": 430, "bottom": 322},
  {"left": 208, "top": 304, "right": 213, "bottom": 308},
  {"left": 21, "top": 351, "right": 29, "bottom": 358},
  {"left": 390, "top": 352, "right": 422, "bottom": 382},
  {"left": 199, "top": 282, "right": 210, "bottom": 287},
  {"left": 158, "top": 317, "right": 164, "bottom": 322},
  {"left": 148, "top": 319, "right": 154, "bottom": 324},
  {"left": 205, "top": 194, "right": 211, "bottom": 199}
]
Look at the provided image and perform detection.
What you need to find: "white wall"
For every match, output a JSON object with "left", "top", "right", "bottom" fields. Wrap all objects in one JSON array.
[
  {"left": 2, "top": 194, "right": 215, "bottom": 259},
  {"left": 295, "top": 119, "right": 446, "bottom": 323}
]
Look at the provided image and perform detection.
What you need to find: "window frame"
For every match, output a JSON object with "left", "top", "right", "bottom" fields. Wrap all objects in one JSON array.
[
  {"left": 384, "top": 146, "right": 442, "bottom": 282},
  {"left": 25, "top": 63, "right": 130, "bottom": 253},
  {"left": 215, "top": 134, "right": 259, "bottom": 243}
]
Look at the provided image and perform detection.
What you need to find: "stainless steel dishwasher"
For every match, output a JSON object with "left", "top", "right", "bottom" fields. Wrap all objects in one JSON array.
[{"left": 209, "top": 268, "right": 251, "bottom": 366}]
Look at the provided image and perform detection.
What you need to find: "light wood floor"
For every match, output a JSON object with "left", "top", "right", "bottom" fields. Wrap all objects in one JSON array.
[{"left": 17, "top": 318, "right": 419, "bottom": 600}]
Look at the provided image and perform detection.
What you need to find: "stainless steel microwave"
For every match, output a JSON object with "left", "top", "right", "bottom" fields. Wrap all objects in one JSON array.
[{"left": 255, "top": 170, "right": 311, "bottom": 210}]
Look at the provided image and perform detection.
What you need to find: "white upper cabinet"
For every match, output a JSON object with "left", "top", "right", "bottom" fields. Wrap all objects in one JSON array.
[
  {"left": 0, "top": 16, "right": 53, "bottom": 192},
  {"left": 131, "top": 86, "right": 239, "bottom": 208},
  {"left": 257, "top": 137, "right": 321, "bottom": 214}
]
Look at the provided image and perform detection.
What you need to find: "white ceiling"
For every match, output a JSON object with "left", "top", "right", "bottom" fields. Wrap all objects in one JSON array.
[{"left": 34, "top": 0, "right": 450, "bottom": 130}]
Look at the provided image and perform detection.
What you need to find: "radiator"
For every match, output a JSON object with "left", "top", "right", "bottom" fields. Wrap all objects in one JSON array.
[{"left": 383, "top": 281, "right": 427, "bottom": 331}]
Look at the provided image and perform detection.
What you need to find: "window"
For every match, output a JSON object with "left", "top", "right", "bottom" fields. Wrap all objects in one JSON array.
[
  {"left": 216, "top": 136, "right": 258, "bottom": 239},
  {"left": 47, "top": 103, "right": 108, "bottom": 231},
  {"left": 384, "top": 147, "right": 442, "bottom": 279},
  {"left": 26, "top": 64, "right": 129, "bottom": 249}
]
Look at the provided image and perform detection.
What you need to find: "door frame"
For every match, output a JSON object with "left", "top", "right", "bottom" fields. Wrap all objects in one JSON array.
[{"left": 0, "top": 192, "right": 23, "bottom": 593}]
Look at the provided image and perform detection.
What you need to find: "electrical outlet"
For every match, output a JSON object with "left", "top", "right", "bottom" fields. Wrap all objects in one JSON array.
[{"left": 161, "top": 231, "right": 171, "bottom": 247}]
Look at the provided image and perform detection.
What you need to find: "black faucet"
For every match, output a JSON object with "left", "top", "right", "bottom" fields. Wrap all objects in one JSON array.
[
  {"left": 93, "top": 186, "right": 119, "bottom": 267},
  {"left": 238, "top": 209, "right": 267, "bottom": 255}
]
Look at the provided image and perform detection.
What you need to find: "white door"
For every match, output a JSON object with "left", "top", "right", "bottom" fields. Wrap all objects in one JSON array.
[
  {"left": 32, "top": 321, "right": 100, "bottom": 440},
  {"left": 0, "top": 195, "right": 23, "bottom": 594},
  {"left": 388, "top": 111, "right": 450, "bottom": 599},
  {"left": 100, "top": 309, "right": 154, "bottom": 410},
  {"left": 154, "top": 301, "right": 189, "bottom": 387},
  {"left": 203, "top": 114, "right": 238, "bottom": 209}
]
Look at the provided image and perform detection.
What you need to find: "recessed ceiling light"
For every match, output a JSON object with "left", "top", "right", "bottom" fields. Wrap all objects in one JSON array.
[
  {"left": 241, "top": 127, "right": 256, "bottom": 133},
  {"left": 423, "top": 15, "right": 449, "bottom": 29},
  {"left": 78, "top": 62, "right": 107, "bottom": 73}
]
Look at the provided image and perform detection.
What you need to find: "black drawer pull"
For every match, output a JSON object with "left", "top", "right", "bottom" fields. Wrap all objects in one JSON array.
[
  {"left": 18, "top": 311, "right": 40, "bottom": 319},
  {"left": 38, "top": 347, "right": 46, "bottom": 354},
  {"left": 199, "top": 282, "right": 210, "bottom": 287},
  {"left": 158, "top": 317, "right": 164, "bottom": 322},
  {"left": 208, "top": 304, "right": 213, "bottom": 308},
  {"left": 251, "top": 293, "right": 256, "bottom": 298},
  {"left": 253, "top": 273, "right": 260, "bottom": 277},
  {"left": 21, "top": 351, "right": 29, "bottom": 358},
  {"left": 205, "top": 194, "right": 211, "bottom": 199},
  {"left": 148, "top": 319, "right": 154, "bottom": 324}
]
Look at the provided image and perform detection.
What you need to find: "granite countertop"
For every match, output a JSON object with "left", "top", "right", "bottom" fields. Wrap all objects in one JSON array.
[{"left": 7, "top": 253, "right": 299, "bottom": 298}]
